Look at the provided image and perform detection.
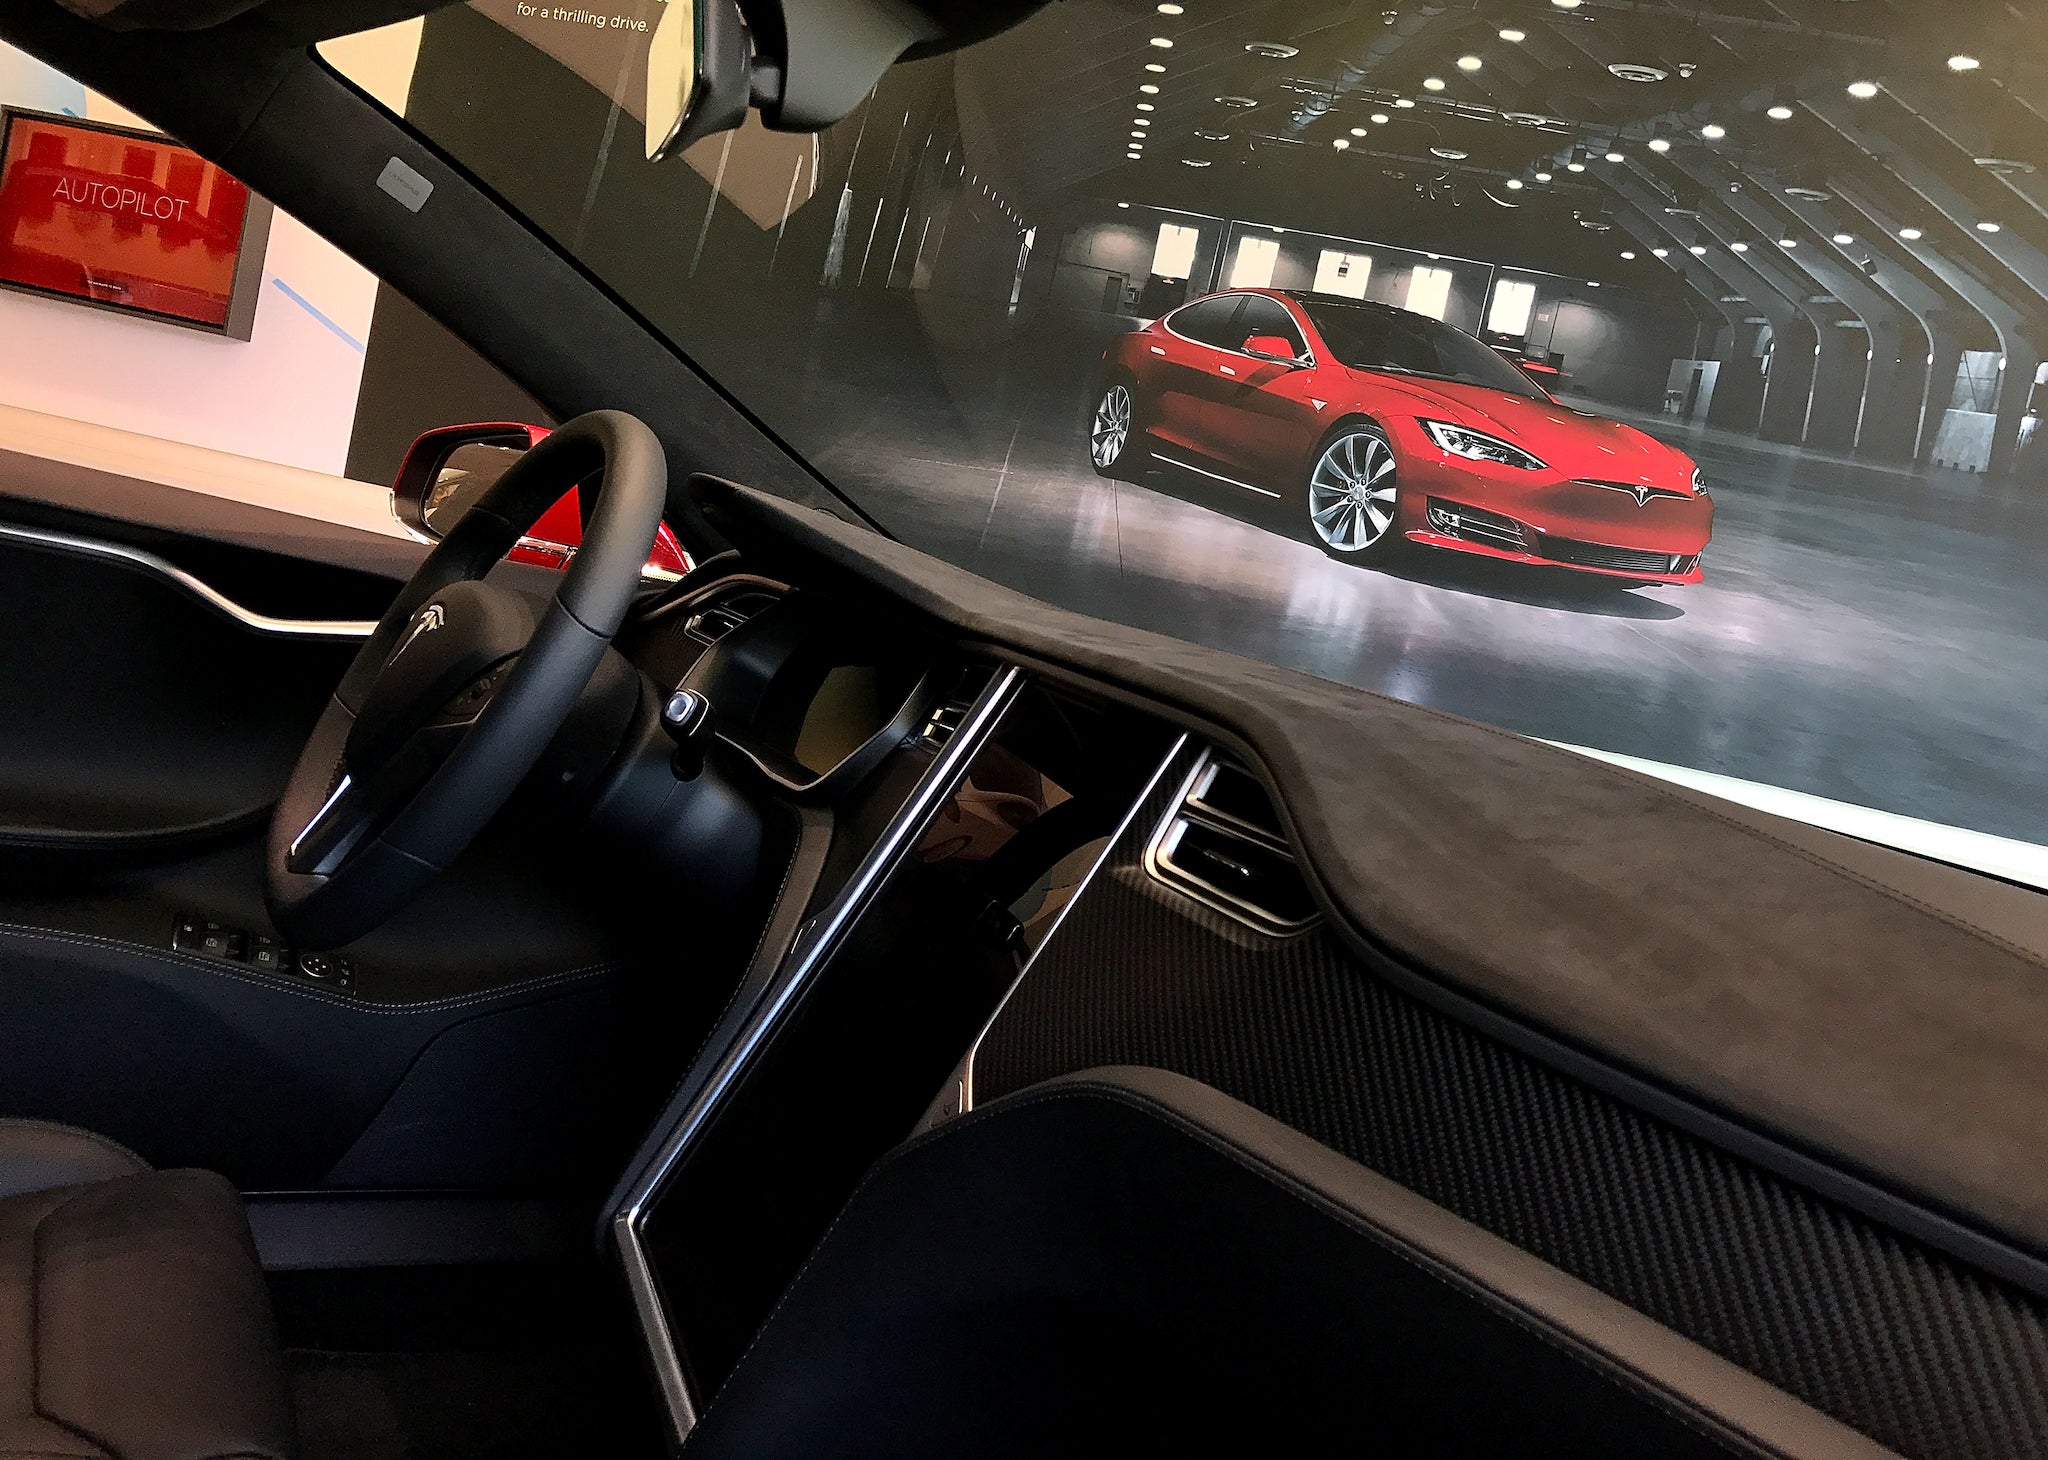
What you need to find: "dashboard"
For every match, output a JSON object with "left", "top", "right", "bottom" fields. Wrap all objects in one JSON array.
[{"left": 589, "top": 511, "right": 2048, "bottom": 1460}]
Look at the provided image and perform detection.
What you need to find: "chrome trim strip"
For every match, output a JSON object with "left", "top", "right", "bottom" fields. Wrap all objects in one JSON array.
[
  {"left": 958, "top": 734, "right": 1193, "bottom": 1115},
  {"left": 1152, "top": 453, "right": 1283, "bottom": 499},
  {"left": 611, "top": 664, "right": 1027, "bottom": 1445},
  {"left": 0, "top": 522, "right": 378, "bottom": 640},
  {"left": 1143, "top": 749, "right": 1322, "bottom": 937}
]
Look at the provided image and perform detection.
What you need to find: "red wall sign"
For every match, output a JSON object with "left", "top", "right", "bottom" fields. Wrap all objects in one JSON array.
[{"left": 0, "top": 109, "right": 268, "bottom": 335}]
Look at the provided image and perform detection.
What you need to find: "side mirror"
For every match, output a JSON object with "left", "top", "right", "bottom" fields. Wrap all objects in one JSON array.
[
  {"left": 1242, "top": 335, "right": 1305, "bottom": 367},
  {"left": 392, "top": 422, "right": 691, "bottom": 578}
]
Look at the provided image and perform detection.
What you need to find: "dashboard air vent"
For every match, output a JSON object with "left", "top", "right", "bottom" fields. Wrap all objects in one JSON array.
[{"left": 1147, "top": 751, "right": 1320, "bottom": 936}]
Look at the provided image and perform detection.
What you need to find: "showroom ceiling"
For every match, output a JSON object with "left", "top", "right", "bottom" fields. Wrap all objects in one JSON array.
[{"left": 957, "top": 0, "right": 2043, "bottom": 305}]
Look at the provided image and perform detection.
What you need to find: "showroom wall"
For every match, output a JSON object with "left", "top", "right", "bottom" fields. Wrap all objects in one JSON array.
[{"left": 0, "top": 31, "right": 418, "bottom": 479}]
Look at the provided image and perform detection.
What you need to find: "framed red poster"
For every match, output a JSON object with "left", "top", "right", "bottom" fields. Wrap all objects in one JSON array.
[{"left": 0, "top": 107, "right": 272, "bottom": 338}]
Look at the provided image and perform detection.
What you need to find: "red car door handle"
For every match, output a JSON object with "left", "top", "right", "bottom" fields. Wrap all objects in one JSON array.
[{"left": 1219, "top": 364, "right": 1238, "bottom": 376}]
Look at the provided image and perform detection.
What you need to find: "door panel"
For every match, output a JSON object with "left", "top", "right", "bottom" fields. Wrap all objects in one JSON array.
[
  {"left": 0, "top": 514, "right": 380, "bottom": 871},
  {"left": 1208, "top": 296, "right": 1325, "bottom": 491},
  {"left": 1151, "top": 297, "right": 1245, "bottom": 462}
]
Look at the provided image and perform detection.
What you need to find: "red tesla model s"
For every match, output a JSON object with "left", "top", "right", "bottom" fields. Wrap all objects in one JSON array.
[{"left": 1091, "top": 289, "right": 1714, "bottom": 583}]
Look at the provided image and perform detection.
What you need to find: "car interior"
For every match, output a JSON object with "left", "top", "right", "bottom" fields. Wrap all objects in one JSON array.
[{"left": 0, "top": 1, "right": 2044, "bottom": 1458}]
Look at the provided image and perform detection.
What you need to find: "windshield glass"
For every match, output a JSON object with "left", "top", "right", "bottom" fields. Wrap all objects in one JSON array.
[
  {"left": 1298, "top": 299, "right": 1549, "bottom": 400},
  {"left": 323, "top": 2, "right": 2048, "bottom": 883}
]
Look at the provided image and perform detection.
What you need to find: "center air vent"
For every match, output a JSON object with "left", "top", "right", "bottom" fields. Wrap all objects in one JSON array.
[
  {"left": 1146, "top": 752, "right": 1320, "bottom": 936},
  {"left": 683, "top": 586, "right": 781, "bottom": 646}
]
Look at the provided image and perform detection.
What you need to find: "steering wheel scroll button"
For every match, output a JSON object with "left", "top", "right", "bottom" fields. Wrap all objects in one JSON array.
[{"left": 663, "top": 690, "right": 717, "bottom": 779}]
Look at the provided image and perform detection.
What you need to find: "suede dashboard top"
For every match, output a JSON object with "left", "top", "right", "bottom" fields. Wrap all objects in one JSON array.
[{"left": 697, "top": 475, "right": 2048, "bottom": 1272}]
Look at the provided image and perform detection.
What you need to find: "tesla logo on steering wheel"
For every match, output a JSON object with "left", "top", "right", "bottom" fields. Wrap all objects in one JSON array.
[{"left": 397, "top": 602, "right": 446, "bottom": 658}]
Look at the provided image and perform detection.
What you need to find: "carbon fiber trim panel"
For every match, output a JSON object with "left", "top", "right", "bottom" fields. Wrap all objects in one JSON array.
[{"left": 971, "top": 759, "right": 2048, "bottom": 1460}]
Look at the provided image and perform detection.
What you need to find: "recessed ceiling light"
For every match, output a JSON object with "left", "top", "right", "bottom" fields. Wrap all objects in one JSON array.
[
  {"left": 1457, "top": 55, "right": 1483, "bottom": 72},
  {"left": 1587, "top": 281, "right": 1601, "bottom": 287},
  {"left": 1134, "top": 117, "right": 1151, "bottom": 125},
  {"left": 1621, "top": 250, "right": 1636, "bottom": 259},
  {"left": 1117, "top": 201, "right": 1131, "bottom": 208},
  {"left": 1690, "top": 245, "right": 1708, "bottom": 255},
  {"left": 1566, "top": 161, "right": 1586, "bottom": 172},
  {"left": 1653, "top": 247, "right": 1670, "bottom": 257},
  {"left": 1948, "top": 55, "right": 1981, "bottom": 72},
  {"left": 1145, "top": 62, "right": 1167, "bottom": 73},
  {"left": 1899, "top": 227, "right": 1922, "bottom": 240},
  {"left": 1333, "top": 138, "right": 1350, "bottom": 149},
  {"left": 1553, "top": 0, "right": 1582, "bottom": 8},
  {"left": 1832, "top": 232, "right": 1854, "bottom": 244},
  {"left": 1847, "top": 80, "right": 1878, "bottom": 98},
  {"left": 1701, "top": 123, "right": 1726, "bottom": 139},
  {"left": 1127, "top": 153, "right": 1141, "bottom": 160},
  {"left": 1350, "top": 126, "right": 1368, "bottom": 136},
  {"left": 1140, "top": 84, "right": 1160, "bottom": 94},
  {"left": 1500, "top": 28, "right": 1526, "bottom": 42},
  {"left": 1423, "top": 77, "right": 1447, "bottom": 91},
  {"left": 1156, "top": 2, "right": 1183, "bottom": 12},
  {"left": 1978, "top": 220, "right": 2002, "bottom": 232},
  {"left": 1534, "top": 171, "right": 1552, "bottom": 182},
  {"left": 1245, "top": 41, "right": 1299, "bottom": 58},
  {"left": 1779, "top": 238, "right": 1797, "bottom": 248},
  {"left": 1137, "top": 103, "right": 1155, "bottom": 111},
  {"left": 1130, "top": 131, "right": 1146, "bottom": 139},
  {"left": 1648, "top": 138, "right": 1672, "bottom": 153},
  {"left": 1767, "top": 104, "right": 1794, "bottom": 120},
  {"left": 1506, "top": 179, "right": 1524, "bottom": 190},
  {"left": 1731, "top": 241, "right": 1749, "bottom": 252},
  {"left": 1394, "top": 98, "right": 1416, "bottom": 109},
  {"left": 1181, "top": 158, "right": 1210, "bottom": 167},
  {"left": 1370, "top": 113, "right": 1390, "bottom": 124},
  {"left": 1149, "top": 37, "right": 1174, "bottom": 49},
  {"left": 1605, "top": 151, "right": 1624, "bottom": 162}
]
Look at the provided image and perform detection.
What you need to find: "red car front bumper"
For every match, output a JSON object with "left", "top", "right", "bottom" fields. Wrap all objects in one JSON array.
[{"left": 1396, "top": 454, "right": 1714, "bottom": 584}]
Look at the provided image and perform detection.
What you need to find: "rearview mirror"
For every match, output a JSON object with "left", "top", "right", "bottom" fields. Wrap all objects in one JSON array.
[
  {"left": 645, "top": 0, "right": 753, "bottom": 161},
  {"left": 1242, "top": 335, "right": 1305, "bottom": 367},
  {"left": 392, "top": 422, "right": 690, "bottom": 578}
]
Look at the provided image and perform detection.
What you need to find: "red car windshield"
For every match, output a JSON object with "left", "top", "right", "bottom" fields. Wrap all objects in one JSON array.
[{"left": 1298, "top": 299, "right": 1549, "bottom": 403}]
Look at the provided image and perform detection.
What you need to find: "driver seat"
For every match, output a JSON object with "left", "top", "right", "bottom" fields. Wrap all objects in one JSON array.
[{"left": 0, "top": 1120, "right": 295, "bottom": 1460}]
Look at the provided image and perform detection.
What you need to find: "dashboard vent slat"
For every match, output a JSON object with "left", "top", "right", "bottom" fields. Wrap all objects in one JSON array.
[{"left": 1147, "top": 751, "right": 1320, "bottom": 936}]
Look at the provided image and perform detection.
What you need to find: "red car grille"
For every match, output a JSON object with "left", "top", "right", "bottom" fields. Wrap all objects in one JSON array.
[
  {"left": 1425, "top": 499, "right": 1527, "bottom": 552},
  {"left": 1540, "top": 537, "right": 1694, "bottom": 575}
]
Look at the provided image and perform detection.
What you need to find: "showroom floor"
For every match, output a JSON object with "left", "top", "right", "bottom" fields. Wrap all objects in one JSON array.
[{"left": 741, "top": 296, "right": 2048, "bottom": 845}]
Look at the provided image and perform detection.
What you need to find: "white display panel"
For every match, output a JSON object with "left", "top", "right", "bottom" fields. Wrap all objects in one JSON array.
[
  {"left": 1313, "top": 250, "right": 1372, "bottom": 299},
  {"left": 1151, "top": 223, "right": 1201, "bottom": 280},
  {"left": 1487, "top": 278, "right": 1538, "bottom": 337},
  {"left": 1228, "top": 235, "right": 1280, "bottom": 289},
  {"left": 1406, "top": 265, "right": 1454, "bottom": 321}
]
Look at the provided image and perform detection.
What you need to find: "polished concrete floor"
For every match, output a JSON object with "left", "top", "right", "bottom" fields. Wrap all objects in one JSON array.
[{"left": 742, "top": 297, "right": 2048, "bottom": 846}]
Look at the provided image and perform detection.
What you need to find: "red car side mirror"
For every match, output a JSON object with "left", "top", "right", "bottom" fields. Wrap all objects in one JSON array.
[
  {"left": 391, "top": 422, "right": 691, "bottom": 577},
  {"left": 1242, "top": 334, "right": 1303, "bottom": 366}
]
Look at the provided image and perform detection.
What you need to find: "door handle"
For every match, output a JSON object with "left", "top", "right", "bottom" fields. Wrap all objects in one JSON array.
[{"left": 1219, "top": 365, "right": 1238, "bottom": 377}]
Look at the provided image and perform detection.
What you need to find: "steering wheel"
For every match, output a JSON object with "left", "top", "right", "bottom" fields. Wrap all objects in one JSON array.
[{"left": 267, "top": 411, "right": 667, "bottom": 950}]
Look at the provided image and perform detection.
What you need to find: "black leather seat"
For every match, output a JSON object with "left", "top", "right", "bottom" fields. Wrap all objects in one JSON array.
[{"left": 0, "top": 1120, "right": 295, "bottom": 1460}]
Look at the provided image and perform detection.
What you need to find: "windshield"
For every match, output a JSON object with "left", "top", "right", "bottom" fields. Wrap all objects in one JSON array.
[
  {"left": 1298, "top": 299, "right": 1549, "bottom": 400},
  {"left": 322, "top": 2, "right": 2048, "bottom": 885}
]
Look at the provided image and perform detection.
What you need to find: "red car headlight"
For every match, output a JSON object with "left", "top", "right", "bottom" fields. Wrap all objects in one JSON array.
[{"left": 1420, "top": 419, "right": 1548, "bottom": 472}]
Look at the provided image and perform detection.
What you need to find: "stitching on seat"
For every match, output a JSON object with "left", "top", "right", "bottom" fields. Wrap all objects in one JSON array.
[{"left": 0, "top": 924, "right": 621, "bottom": 1016}]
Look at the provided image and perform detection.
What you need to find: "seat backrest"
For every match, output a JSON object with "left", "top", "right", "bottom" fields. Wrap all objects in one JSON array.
[{"left": 681, "top": 1067, "right": 1899, "bottom": 1459}]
